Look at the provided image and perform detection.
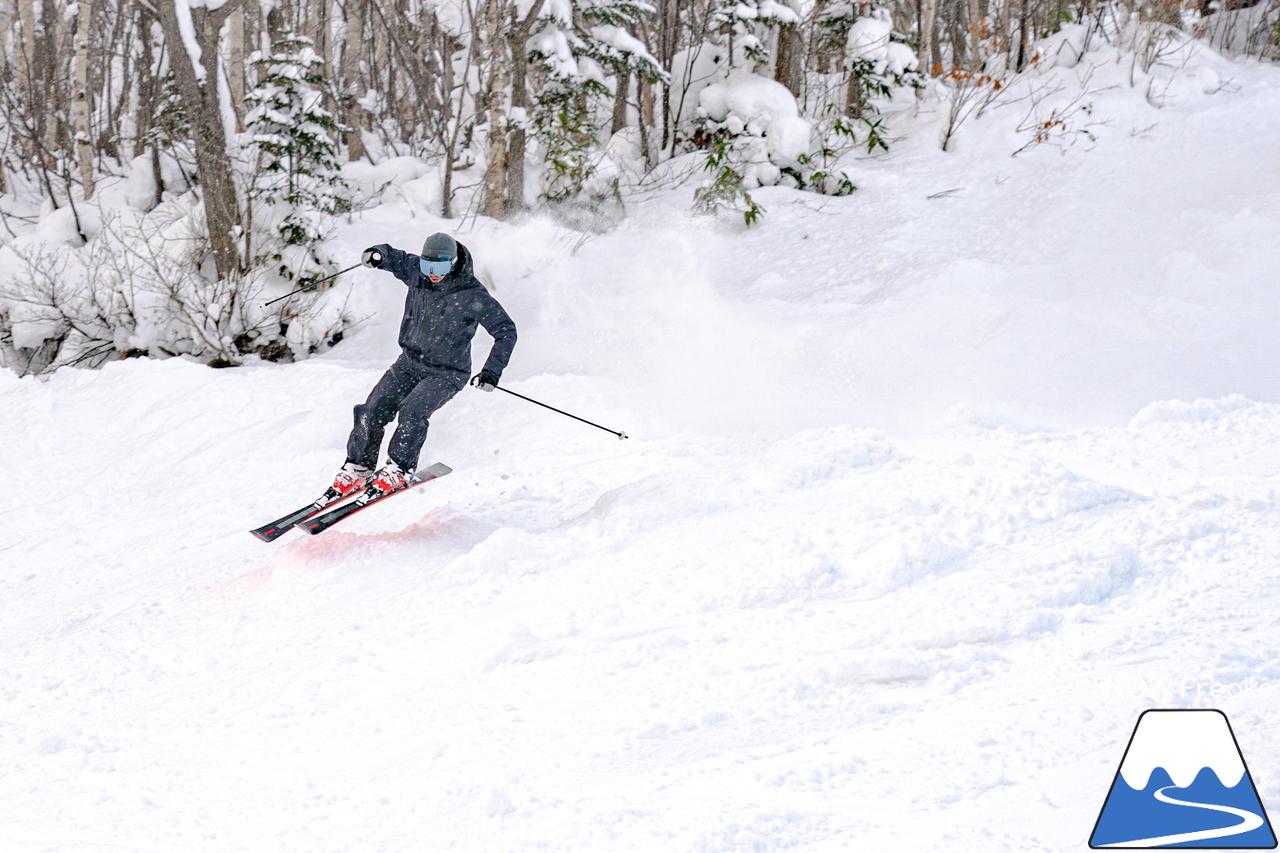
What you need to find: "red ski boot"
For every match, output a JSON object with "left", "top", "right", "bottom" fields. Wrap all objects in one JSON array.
[{"left": 324, "top": 462, "right": 373, "bottom": 501}]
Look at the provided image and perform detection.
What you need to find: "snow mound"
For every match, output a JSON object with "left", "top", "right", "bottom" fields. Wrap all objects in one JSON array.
[
  {"left": 842, "top": 531, "right": 967, "bottom": 597},
  {"left": 697, "top": 72, "right": 813, "bottom": 170},
  {"left": 754, "top": 427, "right": 898, "bottom": 489},
  {"left": 1128, "top": 395, "right": 1259, "bottom": 429},
  {"left": 35, "top": 205, "right": 100, "bottom": 247},
  {"left": 342, "top": 156, "right": 433, "bottom": 198},
  {"left": 765, "top": 116, "right": 815, "bottom": 170},
  {"left": 1035, "top": 23, "right": 1090, "bottom": 69},
  {"left": 847, "top": 12, "right": 918, "bottom": 76},
  {"left": 699, "top": 72, "right": 799, "bottom": 126}
]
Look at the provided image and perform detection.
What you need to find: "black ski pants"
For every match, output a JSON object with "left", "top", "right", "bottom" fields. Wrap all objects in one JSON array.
[{"left": 346, "top": 354, "right": 461, "bottom": 472}]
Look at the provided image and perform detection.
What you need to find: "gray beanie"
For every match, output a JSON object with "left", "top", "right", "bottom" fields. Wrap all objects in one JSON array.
[{"left": 421, "top": 232, "right": 458, "bottom": 260}]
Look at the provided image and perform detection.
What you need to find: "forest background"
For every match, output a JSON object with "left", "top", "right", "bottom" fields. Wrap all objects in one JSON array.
[{"left": 0, "top": 0, "right": 1276, "bottom": 373}]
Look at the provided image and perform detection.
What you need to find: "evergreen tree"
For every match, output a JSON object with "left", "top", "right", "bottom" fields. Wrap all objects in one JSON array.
[
  {"left": 244, "top": 33, "right": 350, "bottom": 281},
  {"left": 528, "top": 0, "right": 667, "bottom": 203},
  {"left": 712, "top": 0, "right": 801, "bottom": 69}
]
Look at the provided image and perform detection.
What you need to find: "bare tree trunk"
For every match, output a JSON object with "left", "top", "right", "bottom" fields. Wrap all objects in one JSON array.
[
  {"left": 639, "top": 80, "right": 655, "bottom": 168},
  {"left": 919, "top": 0, "right": 938, "bottom": 76},
  {"left": 506, "top": 6, "right": 541, "bottom": 215},
  {"left": 72, "top": 0, "right": 95, "bottom": 199},
  {"left": 950, "top": 0, "right": 968, "bottom": 70},
  {"left": 440, "top": 29, "right": 467, "bottom": 219},
  {"left": 481, "top": 98, "right": 508, "bottom": 219},
  {"left": 967, "top": 0, "right": 983, "bottom": 65},
  {"left": 313, "top": 0, "right": 329, "bottom": 65},
  {"left": 1001, "top": 0, "right": 1014, "bottom": 69},
  {"left": 341, "top": 0, "right": 366, "bottom": 160},
  {"left": 229, "top": 8, "right": 246, "bottom": 131},
  {"left": 100, "top": 5, "right": 133, "bottom": 161},
  {"left": 16, "top": 0, "right": 37, "bottom": 160},
  {"left": 136, "top": 2, "right": 164, "bottom": 210},
  {"left": 774, "top": 13, "right": 803, "bottom": 97},
  {"left": 39, "top": 0, "right": 62, "bottom": 163},
  {"left": 372, "top": 0, "right": 388, "bottom": 109},
  {"left": 325, "top": 0, "right": 342, "bottom": 136},
  {"left": 505, "top": 128, "right": 525, "bottom": 214},
  {"left": 611, "top": 66, "right": 630, "bottom": 135},
  {"left": 809, "top": 0, "right": 833, "bottom": 72},
  {"left": 156, "top": 0, "right": 245, "bottom": 279},
  {"left": 1016, "top": 0, "right": 1029, "bottom": 70},
  {"left": 266, "top": 2, "right": 283, "bottom": 45},
  {"left": 658, "top": 0, "right": 678, "bottom": 151},
  {"left": 479, "top": 0, "right": 509, "bottom": 219},
  {"left": 845, "top": 61, "right": 865, "bottom": 117}
]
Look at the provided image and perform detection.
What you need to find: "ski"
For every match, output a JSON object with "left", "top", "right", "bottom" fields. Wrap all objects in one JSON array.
[
  {"left": 298, "top": 462, "right": 453, "bottom": 536},
  {"left": 249, "top": 489, "right": 360, "bottom": 543}
]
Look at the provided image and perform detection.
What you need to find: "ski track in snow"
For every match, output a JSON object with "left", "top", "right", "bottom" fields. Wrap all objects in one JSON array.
[{"left": 2, "top": 47, "right": 1280, "bottom": 853}]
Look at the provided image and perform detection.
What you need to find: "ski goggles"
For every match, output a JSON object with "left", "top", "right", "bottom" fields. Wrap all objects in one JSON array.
[{"left": 420, "top": 256, "right": 454, "bottom": 278}]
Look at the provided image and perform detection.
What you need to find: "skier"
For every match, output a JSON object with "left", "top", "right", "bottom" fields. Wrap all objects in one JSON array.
[{"left": 328, "top": 232, "right": 516, "bottom": 500}]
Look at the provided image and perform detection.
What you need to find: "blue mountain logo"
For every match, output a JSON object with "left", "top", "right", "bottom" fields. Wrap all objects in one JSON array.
[{"left": 1091, "top": 709, "right": 1276, "bottom": 848}]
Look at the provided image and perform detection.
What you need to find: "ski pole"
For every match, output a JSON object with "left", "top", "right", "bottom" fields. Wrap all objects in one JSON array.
[
  {"left": 263, "top": 263, "right": 362, "bottom": 307},
  {"left": 495, "top": 385, "right": 629, "bottom": 440}
]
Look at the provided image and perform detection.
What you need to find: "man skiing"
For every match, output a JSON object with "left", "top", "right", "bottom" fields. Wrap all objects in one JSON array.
[{"left": 328, "top": 232, "right": 517, "bottom": 500}]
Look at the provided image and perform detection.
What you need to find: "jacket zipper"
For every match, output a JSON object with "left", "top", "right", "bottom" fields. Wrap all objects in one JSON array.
[{"left": 420, "top": 288, "right": 449, "bottom": 359}]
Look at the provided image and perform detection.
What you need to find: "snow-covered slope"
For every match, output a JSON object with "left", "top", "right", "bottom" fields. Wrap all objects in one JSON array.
[{"left": 2, "top": 47, "right": 1280, "bottom": 853}]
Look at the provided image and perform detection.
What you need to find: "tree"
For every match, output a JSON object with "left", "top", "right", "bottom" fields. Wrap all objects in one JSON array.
[
  {"left": 155, "top": 0, "right": 245, "bottom": 279},
  {"left": 526, "top": 0, "right": 666, "bottom": 205},
  {"left": 244, "top": 31, "right": 350, "bottom": 281},
  {"left": 72, "top": 0, "right": 94, "bottom": 199}
]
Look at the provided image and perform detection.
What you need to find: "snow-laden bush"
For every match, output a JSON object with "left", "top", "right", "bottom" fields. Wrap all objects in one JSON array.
[
  {"left": 698, "top": 72, "right": 810, "bottom": 173},
  {"left": 689, "top": 72, "right": 801, "bottom": 224},
  {"left": 0, "top": 203, "right": 358, "bottom": 375},
  {"left": 843, "top": 9, "right": 923, "bottom": 116},
  {"left": 691, "top": 71, "right": 867, "bottom": 223}
]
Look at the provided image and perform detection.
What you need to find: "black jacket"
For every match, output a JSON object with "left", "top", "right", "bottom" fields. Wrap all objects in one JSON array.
[{"left": 370, "top": 241, "right": 517, "bottom": 386}]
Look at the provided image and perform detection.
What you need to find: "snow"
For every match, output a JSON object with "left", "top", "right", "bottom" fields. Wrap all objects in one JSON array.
[
  {"left": 3, "top": 38, "right": 1280, "bottom": 853},
  {"left": 1037, "top": 22, "right": 1090, "bottom": 68},
  {"left": 699, "top": 70, "right": 799, "bottom": 124},
  {"left": 764, "top": 115, "right": 812, "bottom": 168},
  {"left": 33, "top": 206, "right": 88, "bottom": 246},
  {"left": 755, "top": 0, "right": 801, "bottom": 24},
  {"left": 593, "top": 24, "right": 660, "bottom": 68},
  {"left": 699, "top": 72, "right": 811, "bottom": 170},
  {"left": 847, "top": 13, "right": 892, "bottom": 60},
  {"left": 123, "top": 154, "right": 159, "bottom": 211},
  {"left": 172, "top": 0, "right": 206, "bottom": 83},
  {"left": 847, "top": 10, "right": 918, "bottom": 75},
  {"left": 1128, "top": 394, "right": 1258, "bottom": 429},
  {"left": 530, "top": 26, "right": 580, "bottom": 79}
]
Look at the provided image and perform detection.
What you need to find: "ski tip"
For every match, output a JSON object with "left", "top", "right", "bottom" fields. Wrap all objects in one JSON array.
[{"left": 422, "top": 462, "right": 453, "bottom": 478}]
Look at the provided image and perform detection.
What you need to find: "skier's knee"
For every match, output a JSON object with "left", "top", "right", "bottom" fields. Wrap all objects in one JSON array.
[{"left": 354, "top": 401, "right": 393, "bottom": 429}]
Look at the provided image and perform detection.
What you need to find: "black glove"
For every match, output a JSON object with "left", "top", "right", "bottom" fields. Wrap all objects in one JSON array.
[
  {"left": 470, "top": 370, "right": 499, "bottom": 392},
  {"left": 361, "top": 247, "right": 384, "bottom": 268}
]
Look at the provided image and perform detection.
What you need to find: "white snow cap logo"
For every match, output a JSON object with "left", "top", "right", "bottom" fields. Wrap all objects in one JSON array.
[{"left": 1090, "top": 709, "right": 1276, "bottom": 848}]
